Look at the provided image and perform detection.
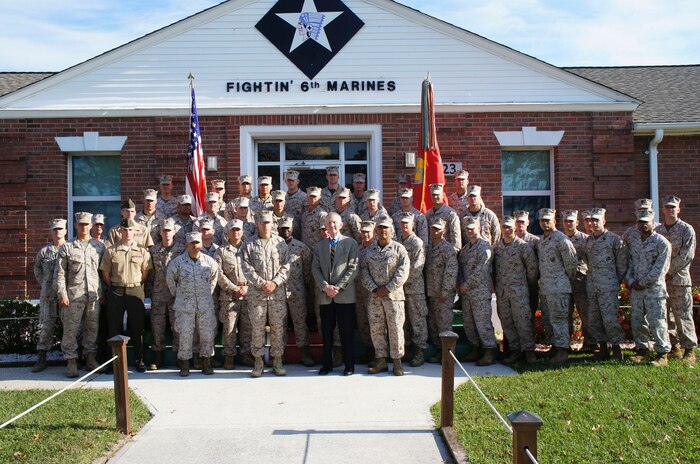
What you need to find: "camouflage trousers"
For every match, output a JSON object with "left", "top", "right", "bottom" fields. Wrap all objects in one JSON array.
[
  {"left": 587, "top": 289, "right": 624, "bottom": 345},
  {"left": 355, "top": 286, "right": 372, "bottom": 347},
  {"left": 249, "top": 300, "right": 287, "bottom": 357},
  {"left": 666, "top": 285, "right": 698, "bottom": 349},
  {"left": 461, "top": 292, "right": 497, "bottom": 349},
  {"left": 175, "top": 305, "right": 217, "bottom": 361},
  {"left": 60, "top": 297, "right": 99, "bottom": 360},
  {"left": 193, "top": 289, "right": 220, "bottom": 357},
  {"left": 403, "top": 293, "right": 429, "bottom": 349},
  {"left": 631, "top": 291, "right": 670, "bottom": 354},
  {"left": 368, "top": 296, "right": 405, "bottom": 359},
  {"left": 150, "top": 294, "right": 178, "bottom": 353},
  {"left": 218, "top": 296, "right": 247, "bottom": 357},
  {"left": 286, "top": 292, "right": 309, "bottom": 348},
  {"left": 540, "top": 292, "right": 571, "bottom": 349},
  {"left": 314, "top": 287, "right": 341, "bottom": 347},
  {"left": 496, "top": 286, "right": 535, "bottom": 352},
  {"left": 36, "top": 296, "right": 59, "bottom": 352},
  {"left": 427, "top": 295, "right": 455, "bottom": 346},
  {"left": 569, "top": 281, "right": 593, "bottom": 346}
]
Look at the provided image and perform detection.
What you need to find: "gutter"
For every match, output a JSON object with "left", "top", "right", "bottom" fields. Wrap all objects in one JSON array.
[{"left": 648, "top": 129, "right": 664, "bottom": 222}]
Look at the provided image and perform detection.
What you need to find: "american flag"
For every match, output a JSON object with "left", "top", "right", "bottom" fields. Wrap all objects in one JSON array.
[{"left": 186, "top": 83, "right": 207, "bottom": 217}]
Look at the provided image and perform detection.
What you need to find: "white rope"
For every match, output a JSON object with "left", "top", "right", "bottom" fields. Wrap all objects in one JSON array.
[
  {"left": 447, "top": 349, "right": 513, "bottom": 434},
  {"left": 0, "top": 354, "right": 119, "bottom": 429},
  {"left": 524, "top": 447, "right": 539, "bottom": 464}
]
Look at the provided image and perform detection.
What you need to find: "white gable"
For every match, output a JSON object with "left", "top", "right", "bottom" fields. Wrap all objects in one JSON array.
[{"left": 0, "top": 0, "right": 637, "bottom": 116}]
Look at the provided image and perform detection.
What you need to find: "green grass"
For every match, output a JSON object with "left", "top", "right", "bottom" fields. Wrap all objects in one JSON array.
[
  {"left": 432, "top": 354, "right": 700, "bottom": 464},
  {"left": 0, "top": 389, "right": 151, "bottom": 463}
]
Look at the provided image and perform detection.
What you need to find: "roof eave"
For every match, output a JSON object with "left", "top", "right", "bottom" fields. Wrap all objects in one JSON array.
[{"left": 633, "top": 122, "right": 700, "bottom": 136}]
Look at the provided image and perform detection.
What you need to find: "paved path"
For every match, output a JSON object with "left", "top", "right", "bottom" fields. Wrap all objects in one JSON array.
[{"left": 1, "top": 362, "right": 516, "bottom": 463}]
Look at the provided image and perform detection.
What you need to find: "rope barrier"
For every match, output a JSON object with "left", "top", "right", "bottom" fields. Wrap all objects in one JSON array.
[
  {"left": 447, "top": 349, "right": 513, "bottom": 434},
  {"left": 0, "top": 316, "right": 38, "bottom": 321},
  {"left": 0, "top": 355, "right": 118, "bottom": 429},
  {"left": 525, "top": 447, "right": 539, "bottom": 464}
]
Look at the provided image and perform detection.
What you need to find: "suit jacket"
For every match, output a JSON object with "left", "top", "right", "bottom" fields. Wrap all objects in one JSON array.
[{"left": 312, "top": 234, "right": 359, "bottom": 305}]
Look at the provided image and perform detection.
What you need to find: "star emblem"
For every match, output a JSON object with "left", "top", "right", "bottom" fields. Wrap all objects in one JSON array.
[{"left": 256, "top": 0, "right": 364, "bottom": 79}]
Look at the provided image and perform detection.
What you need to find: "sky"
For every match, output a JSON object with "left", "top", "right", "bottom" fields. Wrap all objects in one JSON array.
[{"left": 2, "top": 0, "right": 699, "bottom": 72}]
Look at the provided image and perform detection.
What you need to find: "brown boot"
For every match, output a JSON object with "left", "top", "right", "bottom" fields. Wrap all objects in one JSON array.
[
  {"left": 549, "top": 348, "right": 569, "bottom": 366},
  {"left": 272, "top": 356, "right": 287, "bottom": 376},
  {"left": 251, "top": 356, "right": 264, "bottom": 377},
  {"left": 32, "top": 351, "right": 47, "bottom": 373},
  {"left": 427, "top": 349, "right": 442, "bottom": 364},
  {"left": 681, "top": 349, "right": 696, "bottom": 366},
  {"left": 476, "top": 348, "right": 498, "bottom": 366},
  {"left": 524, "top": 351, "right": 537, "bottom": 364},
  {"left": 611, "top": 345, "right": 624, "bottom": 361},
  {"left": 650, "top": 352, "right": 668, "bottom": 367},
  {"left": 593, "top": 343, "right": 610, "bottom": 360},
  {"left": 300, "top": 346, "right": 315, "bottom": 367},
  {"left": 201, "top": 357, "right": 214, "bottom": 375},
  {"left": 409, "top": 347, "right": 424, "bottom": 367},
  {"left": 239, "top": 352, "right": 254, "bottom": 367},
  {"left": 86, "top": 353, "right": 99, "bottom": 372},
  {"left": 392, "top": 359, "right": 404, "bottom": 376},
  {"left": 367, "top": 357, "right": 388, "bottom": 374},
  {"left": 224, "top": 356, "right": 235, "bottom": 370},
  {"left": 149, "top": 351, "right": 163, "bottom": 371},
  {"left": 669, "top": 343, "right": 683, "bottom": 359},
  {"left": 333, "top": 346, "right": 343, "bottom": 368},
  {"left": 630, "top": 348, "right": 650, "bottom": 364},
  {"left": 66, "top": 359, "right": 79, "bottom": 378},
  {"left": 179, "top": 359, "right": 190, "bottom": 377},
  {"left": 461, "top": 347, "right": 481, "bottom": 363}
]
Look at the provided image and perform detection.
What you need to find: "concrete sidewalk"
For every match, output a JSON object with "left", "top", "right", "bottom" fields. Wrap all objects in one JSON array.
[{"left": 1, "top": 362, "right": 516, "bottom": 463}]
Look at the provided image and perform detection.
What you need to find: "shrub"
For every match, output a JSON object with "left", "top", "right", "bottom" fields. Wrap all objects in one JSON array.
[{"left": 0, "top": 299, "right": 45, "bottom": 354}]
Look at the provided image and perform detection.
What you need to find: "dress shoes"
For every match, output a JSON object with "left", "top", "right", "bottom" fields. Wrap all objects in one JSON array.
[
  {"left": 318, "top": 367, "right": 332, "bottom": 375},
  {"left": 343, "top": 368, "right": 354, "bottom": 376}
]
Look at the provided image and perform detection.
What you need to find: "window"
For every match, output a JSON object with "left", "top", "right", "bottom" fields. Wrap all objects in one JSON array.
[
  {"left": 69, "top": 154, "right": 122, "bottom": 236},
  {"left": 501, "top": 150, "right": 553, "bottom": 235}
]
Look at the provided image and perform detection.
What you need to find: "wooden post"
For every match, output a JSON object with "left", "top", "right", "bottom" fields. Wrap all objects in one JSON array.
[
  {"left": 439, "top": 330, "right": 459, "bottom": 428},
  {"left": 108, "top": 335, "right": 131, "bottom": 435},
  {"left": 507, "top": 410, "right": 543, "bottom": 464}
]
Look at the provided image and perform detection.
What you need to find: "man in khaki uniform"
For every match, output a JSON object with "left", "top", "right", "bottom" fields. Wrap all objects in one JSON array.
[
  {"left": 55, "top": 212, "right": 105, "bottom": 377},
  {"left": 156, "top": 174, "right": 179, "bottom": 218},
  {"left": 425, "top": 183, "right": 461, "bottom": 252},
  {"left": 100, "top": 218, "right": 153, "bottom": 372},
  {"left": 448, "top": 170, "right": 470, "bottom": 218},
  {"left": 106, "top": 199, "right": 154, "bottom": 248}
]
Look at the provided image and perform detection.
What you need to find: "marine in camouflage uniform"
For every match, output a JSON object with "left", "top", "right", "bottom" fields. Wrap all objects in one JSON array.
[
  {"left": 447, "top": 170, "right": 470, "bottom": 219},
  {"left": 156, "top": 175, "right": 179, "bottom": 218},
  {"left": 627, "top": 210, "right": 672, "bottom": 365},
  {"left": 361, "top": 218, "right": 410, "bottom": 375},
  {"left": 425, "top": 217, "right": 458, "bottom": 361},
  {"left": 224, "top": 175, "right": 254, "bottom": 222},
  {"left": 514, "top": 210, "right": 541, "bottom": 318},
  {"left": 196, "top": 192, "right": 228, "bottom": 246},
  {"left": 387, "top": 174, "right": 411, "bottom": 217},
  {"left": 561, "top": 210, "right": 593, "bottom": 349},
  {"left": 229, "top": 197, "right": 257, "bottom": 241},
  {"left": 335, "top": 187, "right": 363, "bottom": 243},
  {"left": 321, "top": 166, "right": 356, "bottom": 213},
  {"left": 135, "top": 189, "right": 166, "bottom": 247},
  {"left": 32, "top": 218, "right": 67, "bottom": 372},
  {"left": 241, "top": 210, "right": 291, "bottom": 377},
  {"left": 301, "top": 187, "right": 328, "bottom": 251},
  {"left": 425, "top": 183, "right": 462, "bottom": 252},
  {"left": 284, "top": 170, "right": 308, "bottom": 228},
  {"left": 360, "top": 189, "right": 391, "bottom": 225},
  {"left": 462, "top": 185, "right": 501, "bottom": 246},
  {"left": 655, "top": 195, "right": 697, "bottom": 363},
  {"left": 166, "top": 231, "right": 219, "bottom": 375},
  {"left": 397, "top": 213, "right": 429, "bottom": 367},
  {"left": 536, "top": 208, "right": 578, "bottom": 365},
  {"left": 193, "top": 218, "right": 221, "bottom": 364},
  {"left": 458, "top": 217, "right": 497, "bottom": 365},
  {"left": 351, "top": 172, "right": 368, "bottom": 217},
  {"left": 356, "top": 221, "right": 377, "bottom": 357},
  {"left": 250, "top": 175, "right": 275, "bottom": 214},
  {"left": 493, "top": 216, "right": 539, "bottom": 364},
  {"left": 149, "top": 218, "right": 185, "bottom": 368},
  {"left": 173, "top": 194, "right": 196, "bottom": 245},
  {"left": 55, "top": 212, "right": 105, "bottom": 377},
  {"left": 583, "top": 208, "right": 626, "bottom": 359},
  {"left": 391, "top": 188, "right": 429, "bottom": 246}
]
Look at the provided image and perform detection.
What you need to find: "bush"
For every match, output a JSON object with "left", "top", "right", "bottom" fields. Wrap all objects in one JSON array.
[{"left": 0, "top": 299, "right": 47, "bottom": 354}]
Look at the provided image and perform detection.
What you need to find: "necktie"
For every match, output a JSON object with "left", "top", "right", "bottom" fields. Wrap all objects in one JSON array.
[{"left": 329, "top": 238, "right": 337, "bottom": 264}]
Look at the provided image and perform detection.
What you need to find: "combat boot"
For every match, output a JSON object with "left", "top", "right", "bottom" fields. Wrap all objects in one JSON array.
[
  {"left": 300, "top": 346, "right": 315, "bottom": 367},
  {"left": 201, "top": 357, "right": 214, "bottom": 375},
  {"left": 427, "top": 349, "right": 442, "bottom": 364},
  {"left": 524, "top": 351, "right": 537, "bottom": 364},
  {"left": 272, "top": 356, "right": 287, "bottom": 376},
  {"left": 149, "top": 351, "right": 163, "bottom": 371},
  {"left": 461, "top": 347, "right": 481, "bottom": 363},
  {"left": 630, "top": 348, "right": 650, "bottom": 364},
  {"left": 224, "top": 356, "right": 235, "bottom": 370},
  {"left": 681, "top": 349, "right": 696, "bottom": 366},
  {"left": 409, "top": 347, "right": 424, "bottom": 367},
  {"left": 32, "top": 351, "right": 47, "bottom": 373},
  {"left": 593, "top": 342, "right": 610, "bottom": 360},
  {"left": 650, "top": 352, "right": 668, "bottom": 367},
  {"left": 86, "top": 352, "right": 99, "bottom": 372},
  {"left": 549, "top": 348, "right": 569, "bottom": 366},
  {"left": 333, "top": 346, "right": 343, "bottom": 367},
  {"left": 392, "top": 359, "right": 404, "bottom": 376},
  {"left": 611, "top": 345, "right": 624, "bottom": 361},
  {"left": 669, "top": 343, "right": 683, "bottom": 359},
  {"left": 502, "top": 350, "right": 523, "bottom": 365},
  {"left": 251, "top": 356, "right": 264, "bottom": 377},
  {"left": 476, "top": 348, "right": 498, "bottom": 366},
  {"left": 179, "top": 359, "right": 190, "bottom": 377},
  {"left": 193, "top": 354, "right": 201, "bottom": 369},
  {"left": 66, "top": 359, "right": 79, "bottom": 378},
  {"left": 367, "top": 357, "right": 388, "bottom": 374},
  {"left": 239, "top": 352, "right": 254, "bottom": 367}
]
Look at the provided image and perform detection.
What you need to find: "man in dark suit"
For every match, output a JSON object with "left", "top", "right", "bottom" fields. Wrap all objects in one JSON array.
[{"left": 312, "top": 212, "right": 360, "bottom": 375}]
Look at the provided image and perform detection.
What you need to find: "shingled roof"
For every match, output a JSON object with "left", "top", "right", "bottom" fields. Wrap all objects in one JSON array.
[
  {"left": 0, "top": 72, "right": 54, "bottom": 97},
  {"left": 565, "top": 65, "right": 700, "bottom": 125}
]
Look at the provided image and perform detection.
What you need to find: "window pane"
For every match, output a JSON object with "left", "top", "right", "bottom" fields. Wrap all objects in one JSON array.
[
  {"left": 344, "top": 165, "right": 367, "bottom": 190},
  {"left": 345, "top": 142, "right": 368, "bottom": 161},
  {"left": 294, "top": 169, "right": 327, "bottom": 193},
  {"left": 72, "top": 156, "right": 121, "bottom": 196},
  {"left": 258, "top": 165, "right": 281, "bottom": 191},
  {"left": 503, "top": 195, "right": 551, "bottom": 236},
  {"left": 502, "top": 151, "right": 550, "bottom": 191},
  {"left": 73, "top": 201, "right": 122, "bottom": 233},
  {"left": 258, "top": 143, "right": 280, "bottom": 162},
  {"left": 286, "top": 142, "right": 339, "bottom": 161}
]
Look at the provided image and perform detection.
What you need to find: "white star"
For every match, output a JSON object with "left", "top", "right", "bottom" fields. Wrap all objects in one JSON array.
[{"left": 276, "top": 0, "right": 342, "bottom": 53}]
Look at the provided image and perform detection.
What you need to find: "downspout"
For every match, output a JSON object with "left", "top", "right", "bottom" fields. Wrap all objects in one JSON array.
[{"left": 648, "top": 128, "right": 663, "bottom": 223}]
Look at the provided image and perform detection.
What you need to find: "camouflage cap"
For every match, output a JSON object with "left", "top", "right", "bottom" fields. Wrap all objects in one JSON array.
[
  {"left": 285, "top": 170, "right": 299, "bottom": 180},
  {"left": 236, "top": 197, "right": 250, "bottom": 207},
  {"left": 178, "top": 194, "right": 192, "bottom": 205},
  {"left": 636, "top": 210, "right": 654, "bottom": 222},
  {"left": 397, "top": 174, "right": 409, "bottom": 184},
  {"left": 514, "top": 210, "right": 530, "bottom": 222},
  {"left": 455, "top": 169, "right": 469, "bottom": 180},
  {"left": 337, "top": 187, "right": 351, "bottom": 198},
  {"left": 590, "top": 208, "right": 606, "bottom": 219},
  {"left": 143, "top": 189, "right": 158, "bottom": 201},
  {"left": 467, "top": 185, "right": 481, "bottom": 196},
  {"left": 186, "top": 231, "right": 202, "bottom": 243},
  {"left": 360, "top": 220, "right": 376, "bottom": 232},
  {"left": 462, "top": 215, "right": 479, "bottom": 229},
  {"left": 50, "top": 218, "right": 67, "bottom": 230},
  {"left": 635, "top": 198, "right": 653, "bottom": 210},
  {"left": 306, "top": 186, "right": 322, "bottom": 197},
  {"left": 502, "top": 216, "right": 515, "bottom": 227},
  {"left": 399, "top": 188, "right": 413, "bottom": 198},
  {"left": 206, "top": 191, "right": 219, "bottom": 202},
  {"left": 227, "top": 219, "right": 243, "bottom": 231},
  {"left": 325, "top": 166, "right": 339, "bottom": 175},
  {"left": 399, "top": 212, "right": 414, "bottom": 223},
  {"left": 353, "top": 173, "right": 366, "bottom": 183},
  {"left": 277, "top": 216, "right": 294, "bottom": 229},
  {"left": 92, "top": 214, "right": 105, "bottom": 225},
  {"left": 366, "top": 189, "right": 380, "bottom": 201},
  {"left": 160, "top": 217, "right": 176, "bottom": 231},
  {"left": 581, "top": 210, "right": 593, "bottom": 220},
  {"left": 256, "top": 210, "right": 274, "bottom": 223},
  {"left": 662, "top": 195, "right": 681, "bottom": 207},
  {"left": 430, "top": 217, "right": 446, "bottom": 230},
  {"left": 121, "top": 198, "right": 136, "bottom": 209},
  {"left": 239, "top": 175, "right": 253, "bottom": 184},
  {"left": 539, "top": 208, "right": 556, "bottom": 220},
  {"left": 75, "top": 212, "right": 92, "bottom": 224},
  {"left": 376, "top": 217, "right": 394, "bottom": 228},
  {"left": 429, "top": 183, "right": 444, "bottom": 195},
  {"left": 120, "top": 218, "right": 136, "bottom": 228},
  {"left": 160, "top": 174, "right": 173, "bottom": 184},
  {"left": 211, "top": 179, "right": 226, "bottom": 188},
  {"left": 198, "top": 217, "right": 214, "bottom": 230},
  {"left": 562, "top": 210, "right": 578, "bottom": 221},
  {"left": 271, "top": 190, "right": 286, "bottom": 201},
  {"left": 258, "top": 176, "right": 272, "bottom": 185}
]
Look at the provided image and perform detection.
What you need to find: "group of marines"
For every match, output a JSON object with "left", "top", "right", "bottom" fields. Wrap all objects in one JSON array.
[{"left": 32, "top": 166, "right": 697, "bottom": 378}]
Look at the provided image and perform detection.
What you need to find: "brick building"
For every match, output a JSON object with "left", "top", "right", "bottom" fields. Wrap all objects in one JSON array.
[{"left": 0, "top": 0, "right": 697, "bottom": 298}]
